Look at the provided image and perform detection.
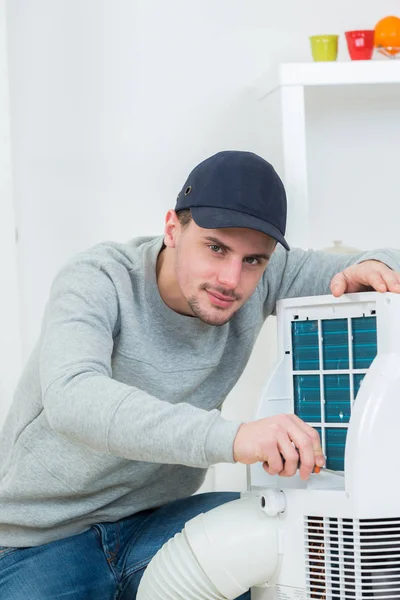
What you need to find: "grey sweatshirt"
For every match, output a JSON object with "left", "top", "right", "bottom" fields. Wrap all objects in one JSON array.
[{"left": 0, "top": 235, "right": 398, "bottom": 547}]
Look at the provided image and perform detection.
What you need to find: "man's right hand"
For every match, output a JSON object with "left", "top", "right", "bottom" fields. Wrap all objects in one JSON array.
[{"left": 233, "top": 414, "right": 325, "bottom": 480}]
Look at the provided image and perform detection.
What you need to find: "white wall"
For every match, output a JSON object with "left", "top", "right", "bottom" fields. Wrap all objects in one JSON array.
[
  {"left": 5, "top": 0, "right": 400, "bottom": 486},
  {"left": 0, "top": 0, "right": 21, "bottom": 424},
  {"left": 7, "top": 0, "right": 400, "bottom": 359}
]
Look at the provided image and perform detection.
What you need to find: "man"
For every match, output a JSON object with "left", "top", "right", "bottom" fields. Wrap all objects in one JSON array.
[{"left": 0, "top": 150, "right": 399, "bottom": 599}]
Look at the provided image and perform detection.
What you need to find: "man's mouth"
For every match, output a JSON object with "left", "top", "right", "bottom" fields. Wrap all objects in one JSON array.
[{"left": 206, "top": 289, "right": 236, "bottom": 308}]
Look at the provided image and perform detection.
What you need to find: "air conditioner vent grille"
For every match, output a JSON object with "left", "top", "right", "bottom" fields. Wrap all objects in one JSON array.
[{"left": 305, "top": 516, "right": 400, "bottom": 599}]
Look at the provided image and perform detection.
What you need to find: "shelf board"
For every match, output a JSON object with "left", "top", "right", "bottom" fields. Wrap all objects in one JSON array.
[{"left": 257, "top": 60, "right": 400, "bottom": 99}]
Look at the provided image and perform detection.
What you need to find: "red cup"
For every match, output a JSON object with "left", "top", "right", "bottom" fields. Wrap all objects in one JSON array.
[{"left": 345, "top": 30, "right": 375, "bottom": 60}]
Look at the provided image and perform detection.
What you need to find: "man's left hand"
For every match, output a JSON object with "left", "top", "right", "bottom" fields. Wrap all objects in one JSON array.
[{"left": 330, "top": 260, "right": 400, "bottom": 297}]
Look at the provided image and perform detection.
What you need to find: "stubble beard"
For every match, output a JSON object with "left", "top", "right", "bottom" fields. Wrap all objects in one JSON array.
[{"left": 187, "top": 293, "right": 237, "bottom": 327}]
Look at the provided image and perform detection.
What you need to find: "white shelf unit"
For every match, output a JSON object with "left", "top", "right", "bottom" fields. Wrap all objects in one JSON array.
[{"left": 255, "top": 61, "right": 400, "bottom": 251}]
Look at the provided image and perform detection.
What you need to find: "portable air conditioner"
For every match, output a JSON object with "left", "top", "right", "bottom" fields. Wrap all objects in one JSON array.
[
  {"left": 250, "top": 291, "right": 400, "bottom": 600},
  {"left": 138, "top": 291, "right": 400, "bottom": 600}
]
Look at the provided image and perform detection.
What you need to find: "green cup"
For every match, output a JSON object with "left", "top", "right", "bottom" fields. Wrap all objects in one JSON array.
[{"left": 309, "top": 35, "right": 339, "bottom": 61}]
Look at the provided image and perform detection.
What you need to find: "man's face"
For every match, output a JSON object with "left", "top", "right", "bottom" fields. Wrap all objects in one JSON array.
[{"left": 164, "top": 213, "right": 276, "bottom": 326}]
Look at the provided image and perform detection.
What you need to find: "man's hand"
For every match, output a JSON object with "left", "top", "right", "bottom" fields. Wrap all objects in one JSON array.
[
  {"left": 330, "top": 260, "right": 400, "bottom": 297},
  {"left": 233, "top": 414, "right": 325, "bottom": 481}
]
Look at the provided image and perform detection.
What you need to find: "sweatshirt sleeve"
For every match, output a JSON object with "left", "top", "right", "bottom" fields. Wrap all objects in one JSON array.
[
  {"left": 40, "top": 260, "right": 241, "bottom": 469},
  {"left": 262, "top": 246, "right": 400, "bottom": 316}
]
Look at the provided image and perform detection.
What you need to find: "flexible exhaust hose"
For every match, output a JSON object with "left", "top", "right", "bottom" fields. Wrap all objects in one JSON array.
[{"left": 137, "top": 496, "right": 280, "bottom": 599}]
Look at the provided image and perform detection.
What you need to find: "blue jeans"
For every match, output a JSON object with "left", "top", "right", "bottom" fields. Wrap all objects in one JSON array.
[{"left": 0, "top": 492, "right": 250, "bottom": 599}]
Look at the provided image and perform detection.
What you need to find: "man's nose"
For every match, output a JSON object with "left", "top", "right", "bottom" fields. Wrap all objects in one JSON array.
[{"left": 217, "top": 259, "right": 242, "bottom": 289}]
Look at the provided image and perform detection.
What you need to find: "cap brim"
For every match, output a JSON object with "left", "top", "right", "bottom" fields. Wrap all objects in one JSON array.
[{"left": 191, "top": 206, "right": 290, "bottom": 251}]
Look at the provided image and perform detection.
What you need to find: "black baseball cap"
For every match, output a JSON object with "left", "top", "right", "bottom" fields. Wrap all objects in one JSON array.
[{"left": 175, "top": 150, "right": 289, "bottom": 251}]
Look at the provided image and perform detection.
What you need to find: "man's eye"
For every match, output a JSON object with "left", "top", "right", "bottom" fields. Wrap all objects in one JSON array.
[
  {"left": 244, "top": 257, "right": 259, "bottom": 265},
  {"left": 209, "top": 245, "right": 222, "bottom": 253}
]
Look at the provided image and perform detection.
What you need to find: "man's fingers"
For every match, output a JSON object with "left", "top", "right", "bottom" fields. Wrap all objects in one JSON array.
[
  {"left": 234, "top": 415, "right": 326, "bottom": 479},
  {"left": 287, "top": 415, "right": 325, "bottom": 466},
  {"left": 330, "top": 272, "right": 347, "bottom": 297},
  {"left": 261, "top": 444, "right": 284, "bottom": 476},
  {"left": 331, "top": 262, "right": 400, "bottom": 297},
  {"left": 365, "top": 271, "right": 387, "bottom": 292},
  {"left": 381, "top": 269, "right": 400, "bottom": 293},
  {"left": 282, "top": 417, "right": 324, "bottom": 480},
  {"left": 277, "top": 432, "right": 300, "bottom": 477}
]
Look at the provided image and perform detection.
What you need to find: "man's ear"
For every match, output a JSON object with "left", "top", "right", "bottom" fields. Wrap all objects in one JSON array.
[{"left": 163, "top": 209, "right": 180, "bottom": 248}]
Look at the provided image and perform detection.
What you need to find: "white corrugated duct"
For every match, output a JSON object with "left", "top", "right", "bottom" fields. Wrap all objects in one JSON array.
[{"left": 137, "top": 495, "right": 281, "bottom": 600}]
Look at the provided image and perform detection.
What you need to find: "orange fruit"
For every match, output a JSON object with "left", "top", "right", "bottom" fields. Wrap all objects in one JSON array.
[{"left": 375, "top": 15, "right": 400, "bottom": 56}]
